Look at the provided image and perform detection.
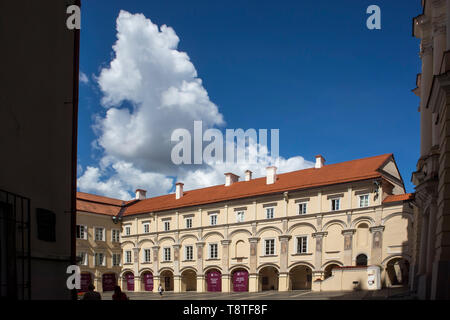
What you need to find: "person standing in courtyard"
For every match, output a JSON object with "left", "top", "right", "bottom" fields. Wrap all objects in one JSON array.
[
  {"left": 158, "top": 284, "right": 164, "bottom": 297},
  {"left": 82, "top": 284, "right": 101, "bottom": 300},
  {"left": 112, "top": 285, "right": 129, "bottom": 301}
]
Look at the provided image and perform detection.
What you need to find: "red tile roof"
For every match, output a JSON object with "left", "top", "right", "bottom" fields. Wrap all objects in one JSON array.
[
  {"left": 122, "top": 153, "right": 394, "bottom": 216},
  {"left": 76, "top": 192, "right": 124, "bottom": 216},
  {"left": 383, "top": 193, "right": 414, "bottom": 204}
]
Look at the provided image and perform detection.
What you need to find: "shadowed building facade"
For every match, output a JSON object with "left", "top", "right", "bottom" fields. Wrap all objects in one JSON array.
[{"left": 77, "top": 154, "right": 416, "bottom": 293}]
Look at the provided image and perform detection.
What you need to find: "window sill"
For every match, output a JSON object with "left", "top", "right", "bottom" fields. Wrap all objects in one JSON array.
[
  {"left": 161, "top": 260, "right": 172, "bottom": 263},
  {"left": 141, "top": 261, "right": 152, "bottom": 265},
  {"left": 291, "top": 253, "right": 313, "bottom": 256},
  {"left": 206, "top": 258, "right": 220, "bottom": 261},
  {"left": 182, "top": 260, "right": 196, "bottom": 262},
  {"left": 123, "top": 262, "right": 133, "bottom": 265},
  {"left": 260, "top": 255, "right": 278, "bottom": 258}
]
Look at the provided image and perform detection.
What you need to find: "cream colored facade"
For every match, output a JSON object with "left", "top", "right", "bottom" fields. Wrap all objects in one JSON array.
[
  {"left": 412, "top": 0, "right": 450, "bottom": 300},
  {"left": 77, "top": 156, "right": 415, "bottom": 293}
]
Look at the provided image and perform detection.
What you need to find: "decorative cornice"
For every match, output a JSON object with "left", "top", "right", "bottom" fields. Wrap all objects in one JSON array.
[
  {"left": 312, "top": 231, "right": 328, "bottom": 238},
  {"left": 221, "top": 240, "right": 231, "bottom": 245},
  {"left": 248, "top": 237, "right": 260, "bottom": 243},
  {"left": 341, "top": 229, "right": 356, "bottom": 236},
  {"left": 369, "top": 226, "right": 385, "bottom": 233},
  {"left": 278, "top": 235, "right": 292, "bottom": 241}
]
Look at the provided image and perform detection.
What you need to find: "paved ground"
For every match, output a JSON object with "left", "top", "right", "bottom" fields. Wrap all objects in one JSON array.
[{"left": 100, "top": 286, "right": 413, "bottom": 300}]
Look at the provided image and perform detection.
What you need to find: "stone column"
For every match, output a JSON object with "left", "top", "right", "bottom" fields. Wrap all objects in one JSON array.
[
  {"left": 312, "top": 232, "right": 327, "bottom": 272},
  {"left": 196, "top": 242, "right": 205, "bottom": 292},
  {"left": 173, "top": 244, "right": 181, "bottom": 292},
  {"left": 342, "top": 229, "right": 356, "bottom": 266},
  {"left": 248, "top": 237, "right": 260, "bottom": 292},
  {"left": 369, "top": 226, "right": 384, "bottom": 265},
  {"left": 278, "top": 235, "right": 291, "bottom": 291},
  {"left": 221, "top": 239, "right": 231, "bottom": 293},
  {"left": 133, "top": 247, "right": 141, "bottom": 291},
  {"left": 152, "top": 245, "right": 160, "bottom": 292}
]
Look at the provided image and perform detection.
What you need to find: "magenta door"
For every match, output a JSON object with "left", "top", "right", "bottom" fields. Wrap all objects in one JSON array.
[
  {"left": 206, "top": 270, "right": 222, "bottom": 292},
  {"left": 102, "top": 273, "right": 116, "bottom": 292},
  {"left": 232, "top": 270, "right": 249, "bottom": 292},
  {"left": 80, "top": 273, "right": 92, "bottom": 292},
  {"left": 143, "top": 273, "right": 154, "bottom": 291},
  {"left": 125, "top": 273, "right": 134, "bottom": 291}
]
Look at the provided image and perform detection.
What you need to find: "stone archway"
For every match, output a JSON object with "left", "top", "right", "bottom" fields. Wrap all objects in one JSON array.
[
  {"left": 205, "top": 269, "right": 222, "bottom": 292},
  {"left": 356, "top": 254, "right": 368, "bottom": 266},
  {"left": 141, "top": 271, "right": 153, "bottom": 291},
  {"left": 160, "top": 270, "right": 174, "bottom": 291},
  {"left": 258, "top": 266, "right": 279, "bottom": 291},
  {"left": 122, "top": 271, "right": 134, "bottom": 292},
  {"left": 385, "top": 258, "right": 410, "bottom": 287},
  {"left": 231, "top": 268, "right": 249, "bottom": 292},
  {"left": 289, "top": 265, "right": 312, "bottom": 290},
  {"left": 181, "top": 269, "right": 197, "bottom": 292},
  {"left": 324, "top": 264, "right": 340, "bottom": 279}
]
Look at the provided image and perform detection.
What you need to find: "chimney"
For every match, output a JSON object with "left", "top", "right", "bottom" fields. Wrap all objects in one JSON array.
[
  {"left": 315, "top": 155, "right": 325, "bottom": 169},
  {"left": 224, "top": 173, "right": 239, "bottom": 186},
  {"left": 245, "top": 170, "right": 252, "bottom": 181},
  {"left": 135, "top": 189, "right": 147, "bottom": 200},
  {"left": 266, "top": 166, "right": 277, "bottom": 184},
  {"left": 176, "top": 182, "right": 184, "bottom": 199}
]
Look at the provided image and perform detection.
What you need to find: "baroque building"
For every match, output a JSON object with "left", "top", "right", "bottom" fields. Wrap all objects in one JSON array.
[
  {"left": 411, "top": 0, "right": 450, "bottom": 300},
  {"left": 77, "top": 154, "right": 416, "bottom": 293}
]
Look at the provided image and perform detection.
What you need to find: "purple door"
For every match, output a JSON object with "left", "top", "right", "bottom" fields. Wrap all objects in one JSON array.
[
  {"left": 232, "top": 270, "right": 249, "bottom": 292},
  {"left": 80, "top": 273, "right": 92, "bottom": 292},
  {"left": 143, "top": 273, "right": 154, "bottom": 291},
  {"left": 125, "top": 273, "right": 134, "bottom": 291},
  {"left": 206, "top": 271, "right": 222, "bottom": 292},
  {"left": 102, "top": 273, "right": 117, "bottom": 292}
]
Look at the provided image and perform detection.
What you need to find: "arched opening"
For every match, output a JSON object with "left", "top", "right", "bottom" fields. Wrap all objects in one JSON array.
[
  {"left": 289, "top": 265, "right": 312, "bottom": 290},
  {"left": 231, "top": 269, "right": 249, "bottom": 292},
  {"left": 160, "top": 270, "right": 174, "bottom": 291},
  {"left": 80, "top": 272, "right": 93, "bottom": 292},
  {"left": 141, "top": 272, "right": 153, "bottom": 291},
  {"left": 181, "top": 269, "right": 197, "bottom": 292},
  {"left": 356, "top": 254, "right": 368, "bottom": 266},
  {"left": 205, "top": 269, "right": 222, "bottom": 292},
  {"left": 101, "top": 273, "right": 117, "bottom": 292},
  {"left": 123, "top": 272, "right": 134, "bottom": 292},
  {"left": 258, "top": 266, "right": 279, "bottom": 291},
  {"left": 324, "top": 264, "right": 340, "bottom": 279},
  {"left": 386, "top": 258, "right": 410, "bottom": 287}
]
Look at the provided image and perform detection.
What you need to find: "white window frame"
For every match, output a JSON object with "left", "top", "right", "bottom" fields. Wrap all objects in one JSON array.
[
  {"left": 112, "top": 253, "right": 121, "bottom": 266},
  {"left": 208, "top": 243, "right": 218, "bottom": 259},
  {"left": 78, "top": 252, "right": 88, "bottom": 266},
  {"left": 125, "top": 225, "right": 131, "bottom": 236},
  {"left": 296, "top": 236, "right": 308, "bottom": 254},
  {"left": 210, "top": 214, "right": 218, "bottom": 226},
  {"left": 236, "top": 211, "right": 245, "bottom": 223},
  {"left": 185, "top": 245, "right": 194, "bottom": 261},
  {"left": 298, "top": 202, "right": 307, "bottom": 215},
  {"left": 94, "top": 227, "right": 105, "bottom": 241},
  {"left": 94, "top": 252, "right": 105, "bottom": 266},
  {"left": 143, "top": 222, "right": 150, "bottom": 234},
  {"left": 265, "top": 207, "right": 275, "bottom": 219},
  {"left": 263, "top": 238, "right": 276, "bottom": 256},
  {"left": 331, "top": 198, "right": 341, "bottom": 211},
  {"left": 112, "top": 229, "right": 120, "bottom": 242},
  {"left": 143, "top": 249, "right": 151, "bottom": 263},
  {"left": 359, "top": 194, "right": 370, "bottom": 208},
  {"left": 76, "top": 225, "right": 88, "bottom": 240},
  {"left": 185, "top": 217, "right": 193, "bottom": 229},
  {"left": 125, "top": 250, "right": 132, "bottom": 264},
  {"left": 163, "top": 247, "right": 171, "bottom": 261},
  {"left": 164, "top": 221, "right": 170, "bottom": 231}
]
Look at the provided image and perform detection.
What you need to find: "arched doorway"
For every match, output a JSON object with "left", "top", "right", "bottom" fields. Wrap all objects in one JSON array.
[
  {"left": 160, "top": 270, "right": 174, "bottom": 291},
  {"left": 324, "top": 264, "right": 340, "bottom": 279},
  {"left": 356, "top": 254, "right": 368, "bottom": 266},
  {"left": 80, "top": 272, "right": 93, "bottom": 292},
  {"left": 205, "top": 269, "right": 222, "bottom": 292},
  {"left": 386, "top": 258, "right": 410, "bottom": 287},
  {"left": 258, "top": 266, "right": 279, "bottom": 291},
  {"left": 231, "top": 269, "right": 249, "bottom": 292},
  {"left": 141, "top": 272, "right": 154, "bottom": 291},
  {"left": 289, "top": 265, "right": 312, "bottom": 290},
  {"left": 102, "top": 273, "right": 117, "bottom": 292},
  {"left": 181, "top": 269, "right": 197, "bottom": 292},
  {"left": 123, "top": 272, "right": 134, "bottom": 291}
]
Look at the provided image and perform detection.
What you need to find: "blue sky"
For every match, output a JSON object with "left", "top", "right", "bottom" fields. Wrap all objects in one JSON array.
[{"left": 77, "top": 0, "right": 422, "bottom": 198}]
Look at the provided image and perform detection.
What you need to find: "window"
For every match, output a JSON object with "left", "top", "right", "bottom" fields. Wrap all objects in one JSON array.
[
  {"left": 125, "top": 226, "right": 131, "bottom": 236},
  {"left": 210, "top": 214, "right": 218, "bottom": 226},
  {"left": 266, "top": 207, "right": 274, "bottom": 219},
  {"left": 185, "top": 217, "right": 192, "bottom": 229},
  {"left": 164, "top": 221, "right": 170, "bottom": 231},
  {"left": 359, "top": 194, "right": 369, "bottom": 208},
  {"left": 209, "top": 243, "right": 218, "bottom": 259},
  {"left": 296, "top": 236, "right": 308, "bottom": 254},
  {"left": 94, "top": 227, "right": 105, "bottom": 241},
  {"left": 163, "top": 248, "right": 171, "bottom": 261},
  {"left": 112, "top": 229, "right": 120, "bottom": 242},
  {"left": 144, "top": 249, "right": 151, "bottom": 263},
  {"left": 95, "top": 253, "right": 105, "bottom": 266},
  {"left": 113, "top": 253, "right": 121, "bottom": 266},
  {"left": 236, "top": 211, "right": 245, "bottom": 223},
  {"left": 76, "top": 225, "right": 87, "bottom": 240},
  {"left": 143, "top": 223, "right": 150, "bottom": 233},
  {"left": 331, "top": 198, "right": 341, "bottom": 211},
  {"left": 77, "top": 252, "right": 88, "bottom": 266},
  {"left": 185, "top": 245, "right": 193, "bottom": 261},
  {"left": 298, "top": 202, "right": 307, "bottom": 215},
  {"left": 264, "top": 239, "right": 275, "bottom": 255},
  {"left": 125, "top": 251, "right": 132, "bottom": 264},
  {"left": 356, "top": 254, "right": 368, "bottom": 266}
]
